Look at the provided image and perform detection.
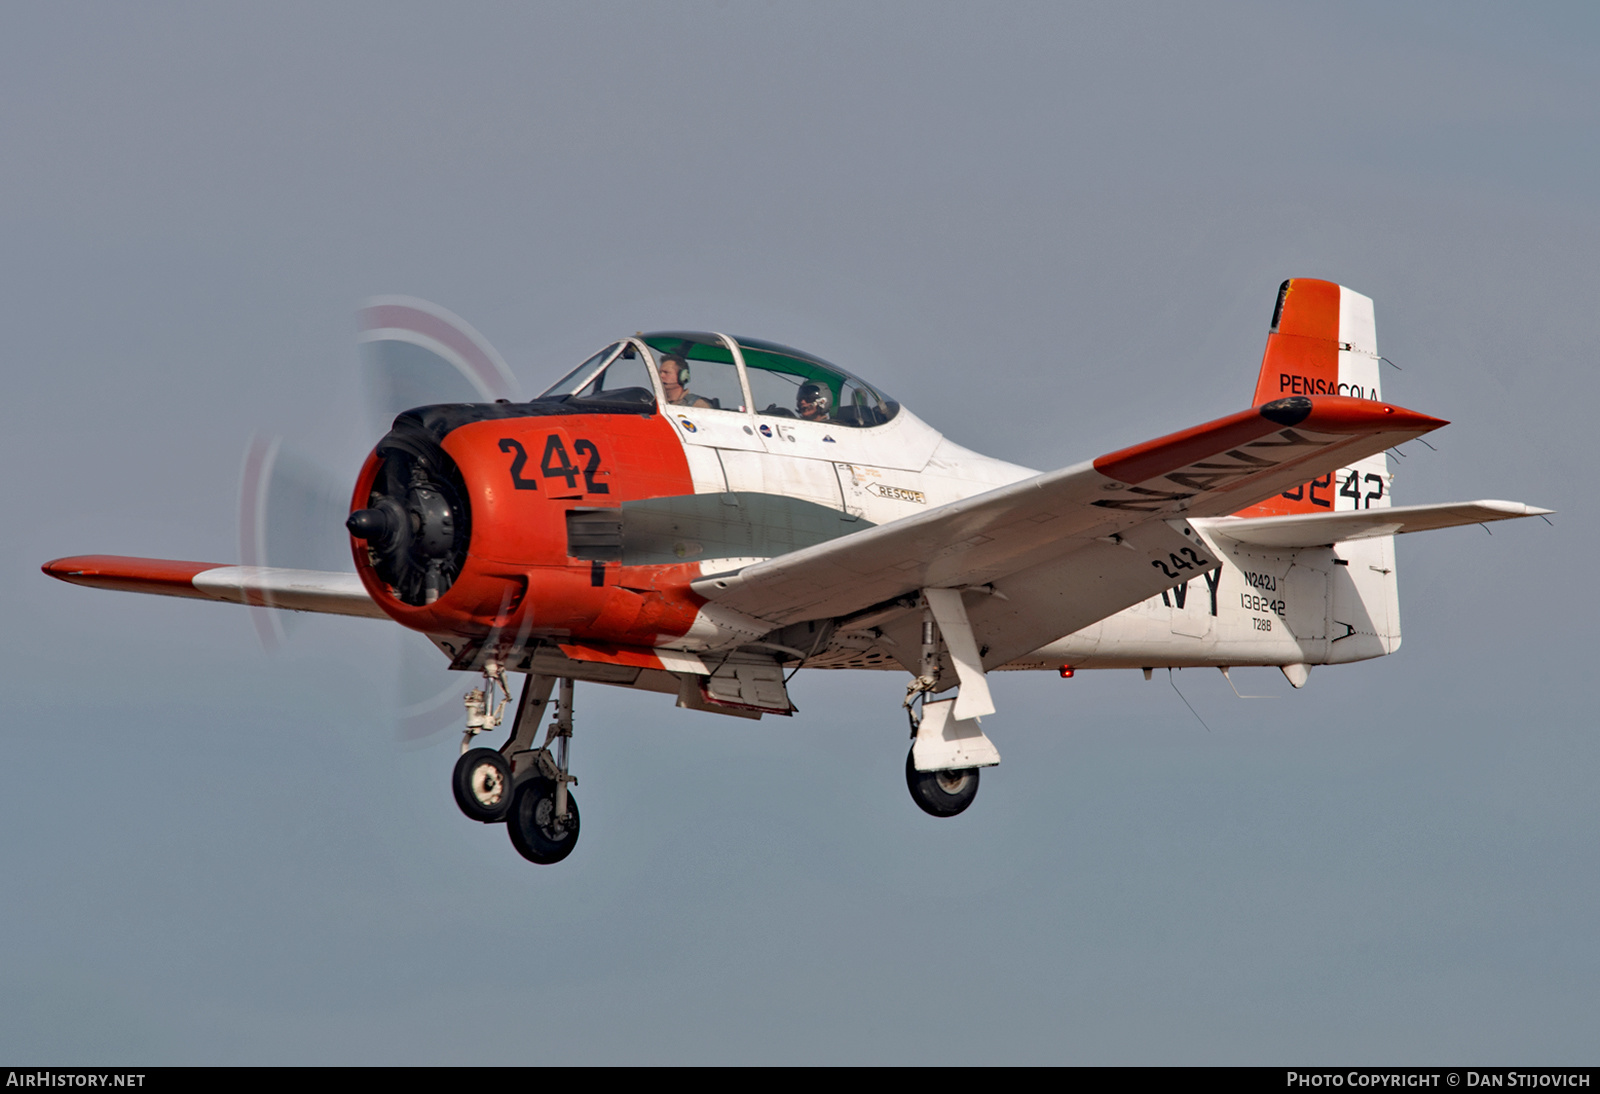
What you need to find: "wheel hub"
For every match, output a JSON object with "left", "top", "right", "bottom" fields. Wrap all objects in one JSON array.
[
  {"left": 531, "top": 793, "right": 573, "bottom": 840},
  {"left": 470, "top": 765, "right": 506, "bottom": 807}
]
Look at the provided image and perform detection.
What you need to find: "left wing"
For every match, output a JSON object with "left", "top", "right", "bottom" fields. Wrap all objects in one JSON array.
[
  {"left": 693, "top": 395, "right": 1445, "bottom": 656},
  {"left": 41, "top": 556, "right": 386, "bottom": 619}
]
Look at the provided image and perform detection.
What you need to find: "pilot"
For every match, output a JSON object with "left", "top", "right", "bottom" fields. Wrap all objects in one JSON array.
[
  {"left": 796, "top": 382, "right": 833, "bottom": 422},
  {"left": 658, "top": 355, "right": 711, "bottom": 408}
]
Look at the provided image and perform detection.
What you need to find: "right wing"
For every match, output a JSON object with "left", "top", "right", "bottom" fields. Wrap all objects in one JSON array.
[{"left": 41, "top": 556, "right": 386, "bottom": 619}]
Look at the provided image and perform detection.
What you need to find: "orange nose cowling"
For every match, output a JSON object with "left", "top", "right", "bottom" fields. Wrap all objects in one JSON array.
[{"left": 349, "top": 408, "right": 708, "bottom": 650}]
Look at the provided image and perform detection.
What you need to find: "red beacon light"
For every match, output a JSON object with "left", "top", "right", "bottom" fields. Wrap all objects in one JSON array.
[{"left": 1058, "top": 665, "right": 1075, "bottom": 679}]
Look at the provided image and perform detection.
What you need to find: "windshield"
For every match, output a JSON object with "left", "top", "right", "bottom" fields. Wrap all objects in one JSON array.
[
  {"left": 537, "top": 343, "right": 622, "bottom": 398},
  {"left": 571, "top": 342, "right": 657, "bottom": 406}
]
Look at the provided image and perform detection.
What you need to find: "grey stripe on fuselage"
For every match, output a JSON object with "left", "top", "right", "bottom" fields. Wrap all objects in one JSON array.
[{"left": 614, "top": 492, "right": 874, "bottom": 566}]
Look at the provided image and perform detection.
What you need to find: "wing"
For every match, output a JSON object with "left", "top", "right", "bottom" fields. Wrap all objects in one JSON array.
[
  {"left": 693, "top": 394, "right": 1447, "bottom": 669},
  {"left": 1196, "top": 499, "right": 1552, "bottom": 549},
  {"left": 41, "top": 556, "right": 386, "bottom": 619}
]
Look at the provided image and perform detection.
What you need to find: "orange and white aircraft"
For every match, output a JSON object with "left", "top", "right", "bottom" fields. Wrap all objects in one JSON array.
[{"left": 43, "top": 279, "right": 1548, "bottom": 864}]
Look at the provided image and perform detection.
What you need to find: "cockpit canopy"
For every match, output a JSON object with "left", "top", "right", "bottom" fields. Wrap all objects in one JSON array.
[{"left": 536, "top": 332, "right": 899, "bottom": 428}]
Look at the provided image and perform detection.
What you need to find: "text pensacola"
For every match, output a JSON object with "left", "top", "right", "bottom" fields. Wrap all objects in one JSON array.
[
  {"left": 6, "top": 1077, "right": 146, "bottom": 1088},
  {"left": 1287, "top": 1075, "right": 1591, "bottom": 1089}
]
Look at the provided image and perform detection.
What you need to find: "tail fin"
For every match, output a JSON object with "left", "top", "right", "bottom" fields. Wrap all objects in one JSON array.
[
  {"left": 1237, "top": 279, "right": 1389, "bottom": 518},
  {"left": 1235, "top": 279, "right": 1400, "bottom": 661}
]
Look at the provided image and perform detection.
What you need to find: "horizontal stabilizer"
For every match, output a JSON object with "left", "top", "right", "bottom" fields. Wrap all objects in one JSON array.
[
  {"left": 41, "top": 556, "right": 386, "bottom": 619},
  {"left": 1196, "top": 500, "right": 1552, "bottom": 548}
]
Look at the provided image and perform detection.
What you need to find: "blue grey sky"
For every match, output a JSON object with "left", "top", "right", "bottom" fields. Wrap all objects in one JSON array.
[{"left": 2, "top": 2, "right": 1593, "bottom": 1063}]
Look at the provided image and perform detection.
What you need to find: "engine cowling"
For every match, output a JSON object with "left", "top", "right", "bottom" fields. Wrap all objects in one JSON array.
[
  {"left": 346, "top": 398, "right": 706, "bottom": 650},
  {"left": 347, "top": 417, "right": 471, "bottom": 607}
]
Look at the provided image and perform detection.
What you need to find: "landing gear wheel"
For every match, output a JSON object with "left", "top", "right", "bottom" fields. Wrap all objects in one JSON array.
[
  {"left": 506, "top": 778, "right": 581, "bottom": 864},
  {"left": 452, "top": 748, "right": 513, "bottom": 823},
  {"left": 905, "top": 748, "right": 980, "bottom": 817}
]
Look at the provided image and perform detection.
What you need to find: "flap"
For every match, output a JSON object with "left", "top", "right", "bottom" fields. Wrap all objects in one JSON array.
[{"left": 556, "top": 639, "right": 707, "bottom": 675}]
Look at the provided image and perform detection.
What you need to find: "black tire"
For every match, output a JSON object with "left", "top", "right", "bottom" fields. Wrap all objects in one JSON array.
[
  {"left": 506, "top": 778, "right": 581, "bottom": 864},
  {"left": 905, "top": 748, "right": 980, "bottom": 818},
  {"left": 452, "top": 748, "right": 513, "bottom": 823}
]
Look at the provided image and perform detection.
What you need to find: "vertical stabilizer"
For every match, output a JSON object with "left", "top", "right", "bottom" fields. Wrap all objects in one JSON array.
[
  {"left": 1238, "top": 279, "right": 1388, "bottom": 518},
  {"left": 1239, "top": 279, "right": 1400, "bottom": 661}
]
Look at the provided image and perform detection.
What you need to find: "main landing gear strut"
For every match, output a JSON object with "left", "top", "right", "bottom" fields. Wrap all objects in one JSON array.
[
  {"left": 901, "top": 590, "right": 1002, "bottom": 818},
  {"left": 451, "top": 664, "right": 581, "bottom": 865}
]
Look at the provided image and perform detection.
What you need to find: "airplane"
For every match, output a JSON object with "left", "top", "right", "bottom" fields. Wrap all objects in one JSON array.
[{"left": 42, "top": 278, "right": 1550, "bottom": 865}]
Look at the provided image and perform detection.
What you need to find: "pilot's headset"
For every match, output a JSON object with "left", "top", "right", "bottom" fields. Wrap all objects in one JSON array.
[{"left": 664, "top": 342, "right": 691, "bottom": 384}]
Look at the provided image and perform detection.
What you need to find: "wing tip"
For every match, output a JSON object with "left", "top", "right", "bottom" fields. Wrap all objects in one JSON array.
[
  {"left": 41, "top": 555, "right": 223, "bottom": 593},
  {"left": 1470, "top": 500, "right": 1555, "bottom": 517},
  {"left": 1263, "top": 395, "right": 1449, "bottom": 433}
]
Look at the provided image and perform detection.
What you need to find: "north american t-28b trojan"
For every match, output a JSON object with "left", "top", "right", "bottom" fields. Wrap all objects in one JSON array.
[{"left": 44, "top": 279, "right": 1549, "bottom": 864}]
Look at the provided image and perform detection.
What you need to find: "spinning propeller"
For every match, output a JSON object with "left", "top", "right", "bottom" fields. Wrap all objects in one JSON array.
[{"left": 238, "top": 296, "right": 521, "bottom": 744}]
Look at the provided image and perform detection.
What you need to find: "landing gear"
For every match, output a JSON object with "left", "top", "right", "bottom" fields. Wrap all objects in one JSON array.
[
  {"left": 900, "top": 593, "right": 998, "bottom": 818},
  {"left": 452, "top": 748, "right": 512, "bottom": 822},
  {"left": 451, "top": 660, "right": 518, "bottom": 825},
  {"left": 451, "top": 667, "right": 583, "bottom": 864},
  {"left": 905, "top": 748, "right": 980, "bottom": 817},
  {"left": 507, "top": 778, "right": 581, "bottom": 864},
  {"left": 504, "top": 677, "right": 580, "bottom": 863}
]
